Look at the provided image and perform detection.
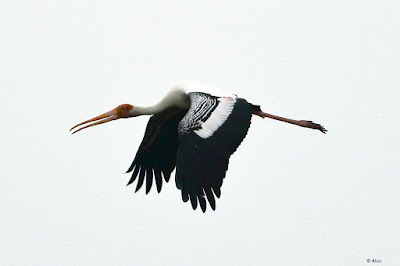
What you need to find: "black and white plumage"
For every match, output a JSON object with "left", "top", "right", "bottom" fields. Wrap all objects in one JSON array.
[
  {"left": 125, "top": 88, "right": 254, "bottom": 212},
  {"left": 176, "top": 93, "right": 252, "bottom": 211},
  {"left": 71, "top": 81, "right": 327, "bottom": 212}
]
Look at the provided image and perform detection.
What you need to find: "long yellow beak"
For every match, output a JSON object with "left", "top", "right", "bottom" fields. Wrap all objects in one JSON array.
[{"left": 70, "top": 108, "right": 119, "bottom": 134}]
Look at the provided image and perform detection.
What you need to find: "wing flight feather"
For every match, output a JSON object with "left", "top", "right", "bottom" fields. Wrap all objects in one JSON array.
[{"left": 176, "top": 92, "right": 252, "bottom": 212}]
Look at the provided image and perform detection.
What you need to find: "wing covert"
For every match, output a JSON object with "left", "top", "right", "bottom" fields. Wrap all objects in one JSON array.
[{"left": 176, "top": 92, "right": 253, "bottom": 212}]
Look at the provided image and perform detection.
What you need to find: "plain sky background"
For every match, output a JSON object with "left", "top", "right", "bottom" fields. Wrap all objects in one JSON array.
[{"left": 1, "top": 0, "right": 399, "bottom": 265}]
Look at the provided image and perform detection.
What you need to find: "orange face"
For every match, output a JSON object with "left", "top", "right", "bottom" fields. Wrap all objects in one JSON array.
[
  {"left": 115, "top": 104, "right": 134, "bottom": 118},
  {"left": 70, "top": 104, "right": 134, "bottom": 134}
]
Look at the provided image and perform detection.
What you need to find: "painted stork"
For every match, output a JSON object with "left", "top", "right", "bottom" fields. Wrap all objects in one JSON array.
[{"left": 71, "top": 81, "right": 326, "bottom": 212}]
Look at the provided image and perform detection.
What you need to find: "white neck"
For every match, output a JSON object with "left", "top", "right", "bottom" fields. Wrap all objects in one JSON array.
[
  {"left": 128, "top": 87, "right": 188, "bottom": 117},
  {"left": 131, "top": 105, "right": 166, "bottom": 116}
]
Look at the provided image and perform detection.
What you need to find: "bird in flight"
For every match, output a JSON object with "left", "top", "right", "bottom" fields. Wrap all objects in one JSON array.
[{"left": 71, "top": 81, "right": 326, "bottom": 212}]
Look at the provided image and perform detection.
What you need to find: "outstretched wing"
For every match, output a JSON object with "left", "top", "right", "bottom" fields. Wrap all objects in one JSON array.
[
  {"left": 176, "top": 92, "right": 253, "bottom": 212},
  {"left": 126, "top": 107, "right": 187, "bottom": 193}
]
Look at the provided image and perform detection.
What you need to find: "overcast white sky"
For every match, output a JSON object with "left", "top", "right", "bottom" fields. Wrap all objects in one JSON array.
[{"left": 1, "top": 0, "right": 399, "bottom": 265}]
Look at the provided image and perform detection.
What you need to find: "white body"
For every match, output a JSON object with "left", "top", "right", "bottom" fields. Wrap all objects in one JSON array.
[
  {"left": 130, "top": 81, "right": 237, "bottom": 116},
  {"left": 171, "top": 81, "right": 237, "bottom": 99}
]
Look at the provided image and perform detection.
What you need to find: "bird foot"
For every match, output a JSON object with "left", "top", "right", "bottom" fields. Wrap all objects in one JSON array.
[{"left": 298, "top": 120, "right": 327, "bottom": 134}]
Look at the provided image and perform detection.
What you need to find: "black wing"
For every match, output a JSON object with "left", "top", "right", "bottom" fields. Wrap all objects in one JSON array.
[
  {"left": 176, "top": 92, "right": 253, "bottom": 212},
  {"left": 126, "top": 107, "right": 187, "bottom": 193}
]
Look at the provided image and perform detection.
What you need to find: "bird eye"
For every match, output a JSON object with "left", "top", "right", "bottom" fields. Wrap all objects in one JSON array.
[{"left": 121, "top": 106, "right": 125, "bottom": 111}]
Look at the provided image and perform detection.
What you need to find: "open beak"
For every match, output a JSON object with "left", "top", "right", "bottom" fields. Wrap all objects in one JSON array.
[{"left": 70, "top": 108, "right": 119, "bottom": 134}]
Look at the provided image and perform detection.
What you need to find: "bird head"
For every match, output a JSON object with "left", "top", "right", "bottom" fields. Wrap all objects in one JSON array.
[{"left": 70, "top": 104, "right": 134, "bottom": 134}]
